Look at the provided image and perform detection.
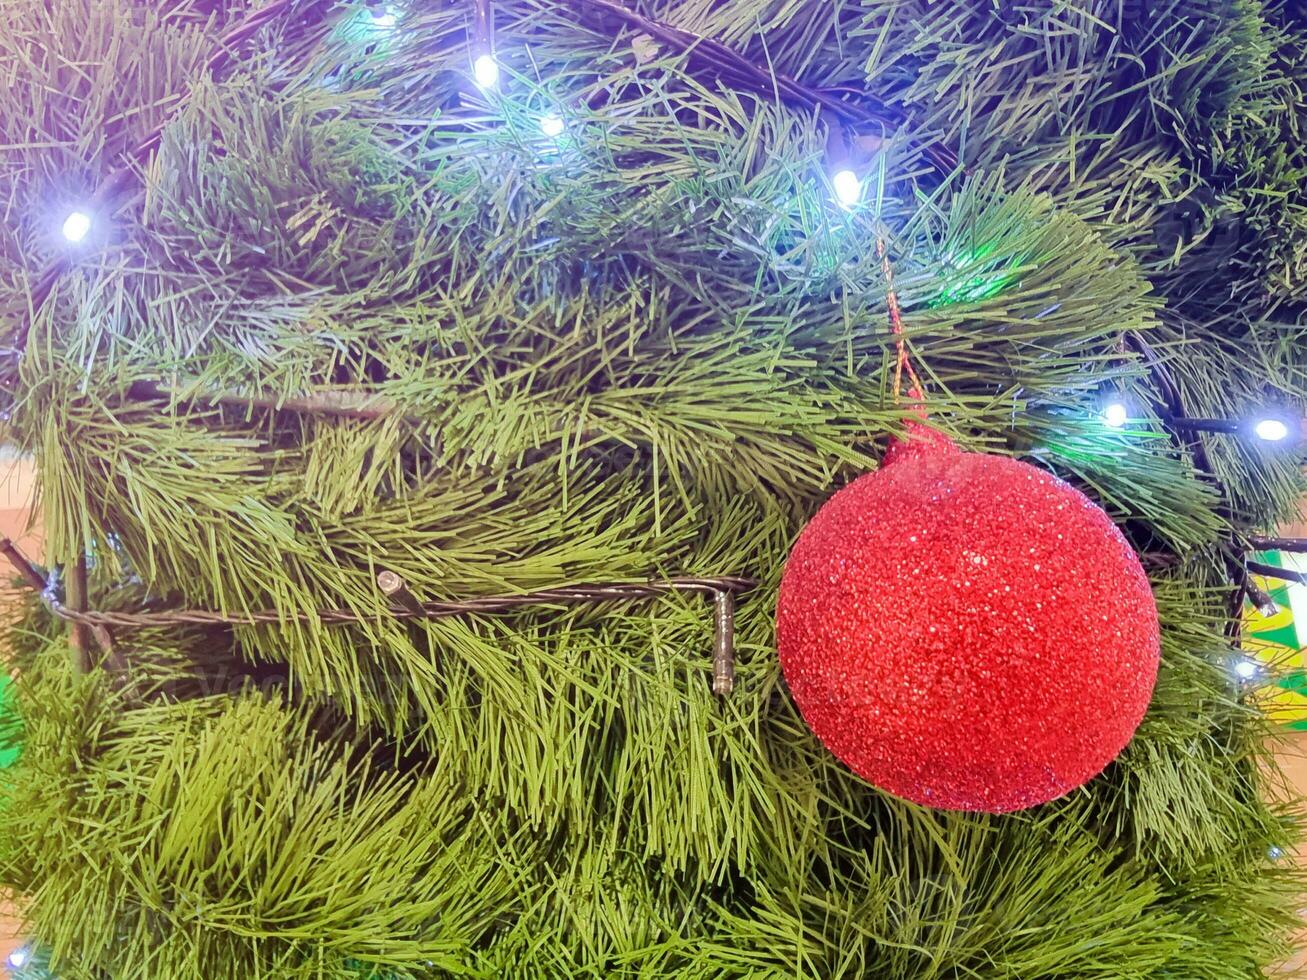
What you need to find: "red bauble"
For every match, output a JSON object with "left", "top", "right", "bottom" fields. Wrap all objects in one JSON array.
[{"left": 777, "top": 433, "right": 1160, "bottom": 813}]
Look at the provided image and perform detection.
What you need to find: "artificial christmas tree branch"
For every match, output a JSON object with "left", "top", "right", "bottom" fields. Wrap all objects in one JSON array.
[
  {"left": 64, "top": 553, "right": 92, "bottom": 675},
  {"left": 7, "top": 0, "right": 966, "bottom": 368},
  {"left": 1, "top": 0, "right": 1304, "bottom": 973},
  {"left": 126, "top": 378, "right": 402, "bottom": 422},
  {"left": 711, "top": 589, "right": 736, "bottom": 696},
  {"left": 376, "top": 569, "right": 427, "bottom": 616},
  {"left": 1248, "top": 536, "right": 1307, "bottom": 553},
  {"left": 0, "top": 539, "right": 123, "bottom": 671},
  {"left": 0, "top": 533, "right": 753, "bottom": 691},
  {"left": 560, "top": 0, "right": 960, "bottom": 174},
  {"left": 1246, "top": 561, "right": 1307, "bottom": 587},
  {"left": 12, "top": 0, "right": 325, "bottom": 358},
  {"left": 1230, "top": 560, "right": 1278, "bottom": 618},
  {"left": 1121, "top": 330, "right": 1270, "bottom": 619},
  {"left": 0, "top": 537, "right": 47, "bottom": 593}
]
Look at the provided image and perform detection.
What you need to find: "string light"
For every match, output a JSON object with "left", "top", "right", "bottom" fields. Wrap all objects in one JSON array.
[
  {"left": 1254, "top": 417, "right": 1290, "bottom": 442},
  {"left": 1169, "top": 412, "right": 1302, "bottom": 445},
  {"left": 473, "top": 53, "right": 499, "bottom": 89},
  {"left": 1234, "top": 658, "right": 1259, "bottom": 680},
  {"left": 368, "top": 4, "right": 398, "bottom": 28},
  {"left": 6, "top": 945, "right": 31, "bottom": 970},
  {"left": 470, "top": 0, "right": 497, "bottom": 89},
  {"left": 1102, "top": 399, "right": 1128, "bottom": 428},
  {"left": 540, "top": 113, "right": 565, "bottom": 138},
  {"left": 1269, "top": 845, "right": 1285, "bottom": 860},
  {"left": 61, "top": 210, "right": 92, "bottom": 244},
  {"left": 832, "top": 169, "right": 861, "bottom": 209}
]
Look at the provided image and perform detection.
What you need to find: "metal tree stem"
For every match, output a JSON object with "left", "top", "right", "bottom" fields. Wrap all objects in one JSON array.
[
  {"left": 0, "top": 537, "right": 48, "bottom": 592},
  {"left": 376, "top": 570, "right": 427, "bottom": 617},
  {"left": 1248, "top": 537, "right": 1307, "bottom": 554},
  {"left": 711, "top": 590, "right": 737, "bottom": 696},
  {"left": 1231, "top": 561, "right": 1278, "bottom": 618},
  {"left": 65, "top": 554, "right": 92, "bottom": 675}
]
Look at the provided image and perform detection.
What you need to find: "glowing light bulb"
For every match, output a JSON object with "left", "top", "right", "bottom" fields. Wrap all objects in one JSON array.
[
  {"left": 7, "top": 945, "right": 31, "bottom": 969},
  {"left": 831, "top": 169, "right": 861, "bottom": 209},
  {"left": 1254, "top": 417, "right": 1290, "bottom": 442},
  {"left": 1269, "top": 846, "right": 1285, "bottom": 860},
  {"left": 473, "top": 54, "right": 500, "bottom": 89},
  {"left": 61, "top": 210, "right": 92, "bottom": 243},
  {"left": 1102, "top": 401, "right": 1128, "bottom": 428},
  {"left": 1234, "top": 659, "right": 1258, "bottom": 680},
  {"left": 540, "top": 114, "right": 565, "bottom": 138},
  {"left": 369, "top": 5, "right": 398, "bottom": 27}
]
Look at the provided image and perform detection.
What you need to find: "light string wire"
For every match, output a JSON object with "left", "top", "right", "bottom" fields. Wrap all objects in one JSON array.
[
  {"left": 1121, "top": 331, "right": 1294, "bottom": 629},
  {"left": 0, "top": 535, "right": 754, "bottom": 695}
]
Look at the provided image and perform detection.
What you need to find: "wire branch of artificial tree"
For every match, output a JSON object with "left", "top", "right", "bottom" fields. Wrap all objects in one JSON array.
[
  {"left": 711, "top": 589, "right": 736, "bottom": 695},
  {"left": 35, "top": 575, "right": 756, "bottom": 631},
  {"left": 1122, "top": 333, "right": 1225, "bottom": 490},
  {"left": 64, "top": 555, "right": 94, "bottom": 675},
  {"left": 0, "top": 537, "right": 48, "bottom": 593},
  {"left": 562, "top": 0, "right": 961, "bottom": 175},
  {"left": 0, "top": 535, "right": 754, "bottom": 693},
  {"left": 374, "top": 569, "right": 749, "bottom": 695},
  {"left": 0, "top": 538, "right": 123, "bottom": 670},
  {"left": 1247, "top": 537, "right": 1307, "bottom": 554},
  {"left": 1230, "top": 560, "right": 1278, "bottom": 618},
  {"left": 1246, "top": 561, "right": 1307, "bottom": 587},
  {"left": 126, "top": 379, "right": 403, "bottom": 423}
]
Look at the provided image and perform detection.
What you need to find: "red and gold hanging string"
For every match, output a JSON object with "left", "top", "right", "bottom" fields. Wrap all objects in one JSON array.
[{"left": 875, "top": 235, "right": 923, "bottom": 403}]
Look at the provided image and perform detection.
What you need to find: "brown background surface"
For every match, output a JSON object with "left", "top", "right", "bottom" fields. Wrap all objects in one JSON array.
[
  {"left": 0, "top": 452, "right": 38, "bottom": 967},
  {"left": 1278, "top": 734, "right": 1307, "bottom": 977},
  {"left": 1275, "top": 518, "right": 1307, "bottom": 976}
]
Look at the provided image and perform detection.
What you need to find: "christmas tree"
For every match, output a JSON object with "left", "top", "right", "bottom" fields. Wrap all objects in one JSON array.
[{"left": 0, "top": 0, "right": 1305, "bottom": 975}]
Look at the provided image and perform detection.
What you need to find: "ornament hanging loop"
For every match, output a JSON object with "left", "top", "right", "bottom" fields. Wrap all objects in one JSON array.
[{"left": 875, "top": 234, "right": 923, "bottom": 404}]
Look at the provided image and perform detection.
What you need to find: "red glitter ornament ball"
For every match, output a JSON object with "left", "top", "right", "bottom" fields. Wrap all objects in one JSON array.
[{"left": 777, "top": 433, "right": 1160, "bottom": 813}]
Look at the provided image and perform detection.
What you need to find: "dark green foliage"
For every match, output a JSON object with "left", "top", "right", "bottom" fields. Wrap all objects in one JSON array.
[{"left": 0, "top": 0, "right": 1303, "bottom": 976}]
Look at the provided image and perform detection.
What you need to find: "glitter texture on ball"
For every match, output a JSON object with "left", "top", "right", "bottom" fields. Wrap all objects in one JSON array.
[{"left": 776, "top": 435, "right": 1160, "bottom": 813}]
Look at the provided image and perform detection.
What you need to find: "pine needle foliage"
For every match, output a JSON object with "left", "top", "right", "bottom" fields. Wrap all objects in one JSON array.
[{"left": 0, "top": 0, "right": 1303, "bottom": 976}]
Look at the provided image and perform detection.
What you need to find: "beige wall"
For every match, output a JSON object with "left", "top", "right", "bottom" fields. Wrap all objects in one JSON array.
[
  {"left": 0, "top": 921, "right": 19, "bottom": 972},
  {"left": 1277, "top": 734, "right": 1307, "bottom": 977},
  {"left": 0, "top": 453, "right": 35, "bottom": 967}
]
